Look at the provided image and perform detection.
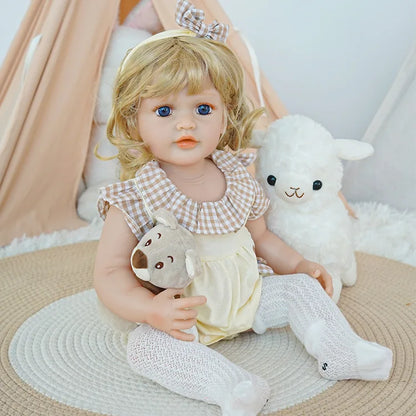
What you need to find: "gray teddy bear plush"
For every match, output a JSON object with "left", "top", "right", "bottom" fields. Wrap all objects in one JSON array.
[{"left": 131, "top": 208, "right": 202, "bottom": 294}]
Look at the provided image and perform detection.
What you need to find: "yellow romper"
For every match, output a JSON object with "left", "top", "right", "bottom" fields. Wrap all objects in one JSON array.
[{"left": 98, "top": 150, "right": 272, "bottom": 345}]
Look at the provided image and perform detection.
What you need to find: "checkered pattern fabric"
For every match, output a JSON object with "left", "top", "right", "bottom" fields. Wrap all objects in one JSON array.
[
  {"left": 175, "top": 0, "right": 229, "bottom": 43},
  {"left": 98, "top": 150, "right": 269, "bottom": 235}
]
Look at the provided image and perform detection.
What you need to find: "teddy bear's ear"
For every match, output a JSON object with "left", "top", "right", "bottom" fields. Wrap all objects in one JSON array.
[
  {"left": 185, "top": 249, "right": 202, "bottom": 279},
  {"left": 250, "top": 129, "right": 268, "bottom": 148},
  {"left": 153, "top": 208, "right": 178, "bottom": 229},
  {"left": 334, "top": 139, "right": 374, "bottom": 161}
]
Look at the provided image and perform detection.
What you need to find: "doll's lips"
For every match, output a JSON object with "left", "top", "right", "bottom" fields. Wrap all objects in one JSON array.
[{"left": 175, "top": 135, "right": 198, "bottom": 149}]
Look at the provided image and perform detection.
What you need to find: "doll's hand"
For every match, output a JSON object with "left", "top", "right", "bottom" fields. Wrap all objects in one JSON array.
[
  {"left": 146, "top": 288, "right": 206, "bottom": 341},
  {"left": 295, "top": 259, "right": 334, "bottom": 297}
]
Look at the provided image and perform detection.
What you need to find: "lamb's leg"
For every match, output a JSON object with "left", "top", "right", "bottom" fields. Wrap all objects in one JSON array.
[
  {"left": 331, "top": 277, "right": 343, "bottom": 304},
  {"left": 342, "top": 256, "right": 357, "bottom": 286},
  {"left": 323, "top": 264, "right": 343, "bottom": 303},
  {"left": 252, "top": 274, "right": 392, "bottom": 381}
]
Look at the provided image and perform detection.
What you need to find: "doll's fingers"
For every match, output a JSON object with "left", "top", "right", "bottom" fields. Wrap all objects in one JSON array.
[
  {"left": 310, "top": 267, "right": 322, "bottom": 279},
  {"left": 169, "top": 329, "right": 196, "bottom": 342},
  {"left": 176, "top": 295, "right": 207, "bottom": 309},
  {"left": 318, "top": 273, "right": 333, "bottom": 297},
  {"left": 173, "top": 318, "right": 197, "bottom": 330},
  {"left": 176, "top": 308, "right": 198, "bottom": 320}
]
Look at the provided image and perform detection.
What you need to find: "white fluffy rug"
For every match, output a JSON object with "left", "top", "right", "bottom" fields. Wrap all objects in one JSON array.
[{"left": 1, "top": 202, "right": 415, "bottom": 267}]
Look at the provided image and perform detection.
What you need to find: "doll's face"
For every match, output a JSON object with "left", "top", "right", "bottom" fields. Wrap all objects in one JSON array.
[{"left": 137, "top": 77, "right": 226, "bottom": 167}]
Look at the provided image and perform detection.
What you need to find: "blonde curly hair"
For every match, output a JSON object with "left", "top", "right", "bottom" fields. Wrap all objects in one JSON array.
[{"left": 107, "top": 33, "right": 264, "bottom": 180}]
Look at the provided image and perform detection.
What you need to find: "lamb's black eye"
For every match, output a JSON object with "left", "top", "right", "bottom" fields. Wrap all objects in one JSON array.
[
  {"left": 313, "top": 180, "right": 322, "bottom": 190},
  {"left": 155, "top": 262, "right": 164, "bottom": 269},
  {"left": 145, "top": 239, "right": 152, "bottom": 246},
  {"left": 267, "top": 175, "right": 277, "bottom": 186}
]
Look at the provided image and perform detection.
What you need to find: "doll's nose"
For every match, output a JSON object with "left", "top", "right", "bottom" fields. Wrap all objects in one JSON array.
[{"left": 176, "top": 116, "right": 195, "bottom": 130}]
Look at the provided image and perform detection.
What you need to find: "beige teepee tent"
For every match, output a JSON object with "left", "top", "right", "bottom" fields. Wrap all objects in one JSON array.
[
  {"left": 0, "top": 0, "right": 286, "bottom": 246},
  {"left": 0, "top": 0, "right": 120, "bottom": 245}
]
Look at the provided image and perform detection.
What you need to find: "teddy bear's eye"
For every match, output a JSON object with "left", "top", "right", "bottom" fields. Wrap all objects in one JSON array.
[
  {"left": 313, "top": 180, "right": 323, "bottom": 190},
  {"left": 155, "top": 262, "right": 164, "bottom": 269},
  {"left": 167, "top": 256, "right": 174, "bottom": 262},
  {"left": 145, "top": 239, "right": 152, "bottom": 246},
  {"left": 157, "top": 233, "right": 161, "bottom": 239},
  {"left": 267, "top": 175, "right": 277, "bottom": 186}
]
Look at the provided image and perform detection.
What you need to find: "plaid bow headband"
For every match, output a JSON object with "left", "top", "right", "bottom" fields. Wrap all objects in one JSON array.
[
  {"left": 120, "top": 0, "right": 229, "bottom": 71},
  {"left": 175, "top": 0, "right": 229, "bottom": 43}
]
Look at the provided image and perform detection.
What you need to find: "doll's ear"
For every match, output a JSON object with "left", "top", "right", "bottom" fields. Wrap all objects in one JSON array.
[
  {"left": 185, "top": 249, "right": 202, "bottom": 279},
  {"left": 334, "top": 139, "right": 374, "bottom": 161},
  {"left": 153, "top": 208, "right": 178, "bottom": 229},
  {"left": 250, "top": 129, "right": 268, "bottom": 148}
]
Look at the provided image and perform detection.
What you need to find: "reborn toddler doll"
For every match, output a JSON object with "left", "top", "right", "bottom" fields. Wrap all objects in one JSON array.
[{"left": 93, "top": 1, "right": 393, "bottom": 415}]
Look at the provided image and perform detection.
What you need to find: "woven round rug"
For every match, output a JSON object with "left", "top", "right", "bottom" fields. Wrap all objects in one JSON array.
[{"left": 1, "top": 241, "right": 415, "bottom": 415}]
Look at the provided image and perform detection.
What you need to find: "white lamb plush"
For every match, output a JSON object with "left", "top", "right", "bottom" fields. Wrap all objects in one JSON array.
[{"left": 252, "top": 115, "right": 374, "bottom": 303}]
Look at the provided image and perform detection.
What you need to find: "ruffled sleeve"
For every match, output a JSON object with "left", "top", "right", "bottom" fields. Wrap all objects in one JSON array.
[
  {"left": 248, "top": 176, "right": 270, "bottom": 220},
  {"left": 235, "top": 151, "right": 256, "bottom": 167},
  {"left": 97, "top": 179, "right": 153, "bottom": 240}
]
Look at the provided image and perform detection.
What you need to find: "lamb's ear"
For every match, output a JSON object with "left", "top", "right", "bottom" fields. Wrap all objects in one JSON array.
[
  {"left": 185, "top": 249, "right": 202, "bottom": 279},
  {"left": 250, "top": 129, "right": 268, "bottom": 148},
  {"left": 334, "top": 139, "right": 374, "bottom": 161},
  {"left": 153, "top": 208, "right": 178, "bottom": 229}
]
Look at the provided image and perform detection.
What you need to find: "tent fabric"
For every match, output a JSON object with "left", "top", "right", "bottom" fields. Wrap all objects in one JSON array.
[
  {"left": 342, "top": 40, "right": 416, "bottom": 211},
  {"left": 0, "top": 0, "right": 286, "bottom": 246},
  {"left": 0, "top": 0, "right": 120, "bottom": 246}
]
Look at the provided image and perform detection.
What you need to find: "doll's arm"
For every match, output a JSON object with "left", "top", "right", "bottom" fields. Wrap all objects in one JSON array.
[
  {"left": 246, "top": 216, "right": 333, "bottom": 297},
  {"left": 93, "top": 206, "right": 206, "bottom": 341}
]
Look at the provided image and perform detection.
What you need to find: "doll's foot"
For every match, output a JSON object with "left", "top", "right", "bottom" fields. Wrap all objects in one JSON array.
[
  {"left": 221, "top": 378, "right": 270, "bottom": 416},
  {"left": 318, "top": 339, "right": 392, "bottom": 381},
  {"left": 305, "top": 320, "right": 393, "bottom": 381},
  {"left": 351, "top": 340, "right": 392, "bottom": 380}
]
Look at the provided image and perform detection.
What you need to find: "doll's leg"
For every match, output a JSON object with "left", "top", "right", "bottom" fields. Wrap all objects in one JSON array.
[
  {"left": 252, "top": 274, "right": 392, "bottom": 381},
  {"left": 127, "top": 324, "right": 270, "bottom": 416}
]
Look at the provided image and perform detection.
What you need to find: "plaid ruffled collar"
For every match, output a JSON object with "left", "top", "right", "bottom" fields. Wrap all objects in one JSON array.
[{"left": 134, "top": 150, "right": 257, "bottom": 234}]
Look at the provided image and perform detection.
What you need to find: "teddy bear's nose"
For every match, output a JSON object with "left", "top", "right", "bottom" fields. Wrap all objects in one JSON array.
[{"left": 132, "top": 249, "right": 148, "bottom": 269}]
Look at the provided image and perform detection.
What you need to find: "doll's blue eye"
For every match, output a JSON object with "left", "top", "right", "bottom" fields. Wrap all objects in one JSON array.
[
  {"left": 196, "top": 104, "right": 212, "bottom": 115},
  {"left": 155, "top": 106, "right": 172, "bottom": 117}
]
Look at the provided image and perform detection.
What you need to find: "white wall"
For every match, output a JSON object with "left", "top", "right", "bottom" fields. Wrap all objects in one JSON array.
[
  {"left": 219, "top": 0, "right": 416, "bottom": 139},
  {"left": 0, "top": 0, "right": 30, "bottom": 66}
]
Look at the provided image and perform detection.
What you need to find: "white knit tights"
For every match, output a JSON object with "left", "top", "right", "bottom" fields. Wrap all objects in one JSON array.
[
  {"left": 252, "top": 274, "right": 392, "bottom": 381},
  {"left": 127, "top": 274, "right": 392, "bottom": 415},
  {"left": 127, "top": 323, "right": 270, "bottom": 416}
]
